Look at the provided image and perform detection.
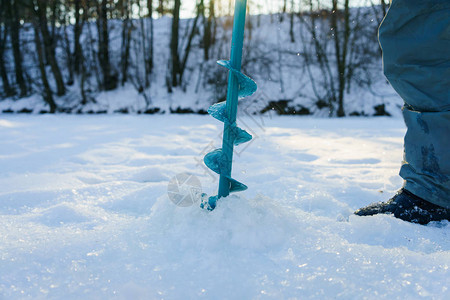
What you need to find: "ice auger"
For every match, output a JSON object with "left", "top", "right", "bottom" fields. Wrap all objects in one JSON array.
[{"left": 201, "top": 0, "right": 257, "bottom": 211}]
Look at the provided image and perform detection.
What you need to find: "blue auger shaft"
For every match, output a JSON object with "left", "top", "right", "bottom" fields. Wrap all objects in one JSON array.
[
  {"left": 201, "top": 0, "right": 255, "bottom": 210},
  {"left": 218, "top": 0, "right": 248, "bottom": 199}
]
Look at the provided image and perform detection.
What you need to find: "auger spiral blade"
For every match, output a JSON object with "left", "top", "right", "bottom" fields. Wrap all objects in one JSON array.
[{"left": 201, "top": 0, "right": 257, "bottom": 211}]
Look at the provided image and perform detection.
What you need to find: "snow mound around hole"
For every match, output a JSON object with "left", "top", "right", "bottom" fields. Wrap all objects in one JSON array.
[{"left": 148, "top": 193, "right": 311, "bottom": 252}]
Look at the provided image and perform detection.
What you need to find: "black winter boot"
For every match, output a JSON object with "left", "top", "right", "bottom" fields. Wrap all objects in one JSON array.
[{"left": 354, "top": 189, "right": 450, "bottom": 225}]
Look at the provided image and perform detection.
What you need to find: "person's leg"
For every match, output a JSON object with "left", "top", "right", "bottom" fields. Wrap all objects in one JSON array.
[
  {"left": 355, "top": 0, "right": 450, "bottom": 223},
  {"left": 400, "top": 110, "right": 450, "bottom": 209},
  {"left": 380, "top": 0, "right": 450, "bottom": 208}
]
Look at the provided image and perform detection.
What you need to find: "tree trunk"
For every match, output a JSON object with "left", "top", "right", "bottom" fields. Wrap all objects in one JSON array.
[
  {"left": 305, "top": 0, "right": 336, "bottom": 116},
  {"left": 74, "top": 0, "right": 83, "bottom": 74},
  {"left": 289, "top": 0, "right": 295, "bottom": 43},
  {"left": 180, "top": 5, "right": 200, "bottom": 82},
  {"left": 35, "top": 0, "right": 66, "bottom": 96},
  {"left": 211, "top": 2, "right": 216, "bottom": 45},
  {"left": 0, "top": 24, "right": 14, "bottom": 97},
  {"left": 332, "top": 0, "right": 350, "bottom": 117},
  {"left": 203, "top": 0, "right": 213, "bottom": 61},
  {"left": 170, "top": 0, "right": 181, "bottom": 87},
  {"left": 7, "top": 0, "right": 27, "bottom": 97},
  {"left": 0, "top": 55, "right": 13, "bottom": 97},
  {"left": 138, "top": 0, "right": 149, "bottom": 87},
  {"left": 0, "top": 3, "right": 14, "bottom": 98},
  {"left": 120, "top": 0, "right": 131, "bottom": 85},
  {"left": 97, "top": 0, "right": 117, "bottom": 90},
  {"left": 63, "top": 21, "right": 74, "bottom": 85},
  {"left": 199, "top": 0, "right": 205, "bottom": 17},
  {"left": 50, "top": 0, "right": 58, "bottom": 57},
  {"left": 147, "top": 0, "right": 154, "bottom": 74},
  {"left": 247, "top": 1, "right": 252, "bottom": 40},
  {"left": 158, "top": 0, "right": 165, "bottom": 16},
  {"left": 34, "top": 25, "right": 57, "bottom": 113}
]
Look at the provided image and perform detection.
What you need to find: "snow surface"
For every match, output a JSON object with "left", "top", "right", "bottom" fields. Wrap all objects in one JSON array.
[{"left": 1, "top": 115, "right": 449, "bottom": 299}]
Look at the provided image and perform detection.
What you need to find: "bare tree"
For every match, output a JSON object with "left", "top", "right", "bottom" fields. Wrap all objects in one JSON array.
[
  {"left": 137, "top": 0, "right": 150, "bottom": 87},
  {"left": 331, "top": 0, "right": 351, "bottom": 117},
  {"left": 169, "top": 0, "right": 181, "bottom": 88},
  {"left": 120, "top": 0, "right": 132, "bottom": 85},
  {"left": 147, "top": 0, "right": 154, "bottom": 74},
  {"left": 81, "top": 2, "right": 102, "bottom": 104},
  {"left": 97, "top": 0, "right": 117, "bottom": 90},
  {"left": 157, "top": 0, "right": 168, "bottom": 16},
  {"left": 73, "top": 0, "right": 83, "bottom": 75},
  {"left": 33, "top": 0, "right": 66, "bottom": 96},
  {"left": 0, "top": 1, "right": 14, "bottom": 97},
  {"left": 33, "top": 24, "right": 57, "bottom": 112},
  {"left": 63, "top": 16, "right": 74, "bottom": 85},
  {"left": 203, "top": 0, "right": 216, "bottom": 61},
  {"left": 289, "top": 0, "right": 295, "bottom": 43},
  {"left": 299, "top": 0, "right": 379, "bottom": 116},
  {"left": 179, "top": 5, "right": 201, "bottom": 83},
  {"left": 5, "top": 0, "right": 27, "bottom": 97},
  {"left": 169, "top": 0, "right": 203, "bottom": 89},
  {"left": 49, "top": 0, "right": 58, "bottom": 60},
  {"left": 299, "top": 1, "right": 336, "bottom": 115}
]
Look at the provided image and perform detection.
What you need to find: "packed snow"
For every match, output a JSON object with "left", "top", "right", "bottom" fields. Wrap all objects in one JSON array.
[{"left": 0, "top": 115, "right": 449, "bottom": 299}]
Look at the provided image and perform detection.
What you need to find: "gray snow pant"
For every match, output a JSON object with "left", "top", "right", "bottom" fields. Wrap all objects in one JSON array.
[{"left": 379, "top": 0, "right": 450, "bottom": 208}]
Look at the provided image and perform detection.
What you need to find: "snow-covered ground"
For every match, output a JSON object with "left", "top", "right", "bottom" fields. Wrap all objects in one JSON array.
[{"left": 1, "top": 115, "right": 449, "bottom": 299}]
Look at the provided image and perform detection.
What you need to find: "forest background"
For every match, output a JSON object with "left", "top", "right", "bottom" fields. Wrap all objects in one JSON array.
[{"left": 0, "top": 0, "right": 398, "bottom": 117}]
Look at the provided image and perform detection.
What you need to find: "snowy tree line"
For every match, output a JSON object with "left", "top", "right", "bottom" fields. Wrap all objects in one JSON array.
[{"left": 0, "top": 1, "right": 393, "bottom": 116}]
